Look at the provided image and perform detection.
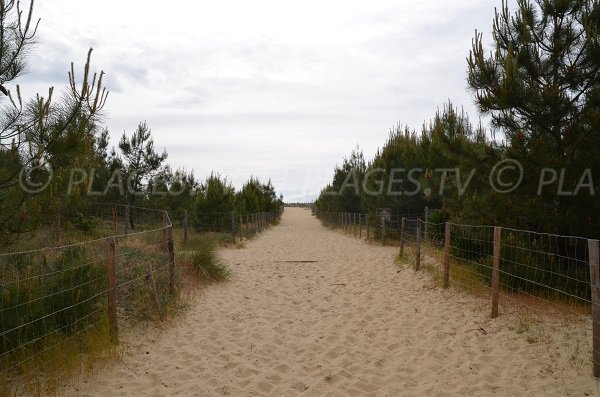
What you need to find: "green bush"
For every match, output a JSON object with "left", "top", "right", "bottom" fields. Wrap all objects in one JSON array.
[
  {"left": 428, "top": 210, "right": 449, "bottom": 225},
  {"left": 73, "top": 212, "right": 100, "bottom": 232},
  {"left": 186, "top": 237, "right": 230, "bottom": 281}
]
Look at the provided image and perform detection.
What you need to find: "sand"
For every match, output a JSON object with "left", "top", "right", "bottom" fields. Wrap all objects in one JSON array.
[{"left": 61, "top": 207, "right": 600, "bottom": 396}]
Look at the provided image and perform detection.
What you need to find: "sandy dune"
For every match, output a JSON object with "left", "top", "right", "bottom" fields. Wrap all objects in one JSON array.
[{"left": 63, "top": 208, "right": 599, "bottom": 396}]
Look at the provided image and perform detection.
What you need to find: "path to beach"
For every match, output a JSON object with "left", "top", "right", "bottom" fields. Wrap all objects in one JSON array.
[{"left": 64, "top": 208, "right": 597, "bottom": 396}]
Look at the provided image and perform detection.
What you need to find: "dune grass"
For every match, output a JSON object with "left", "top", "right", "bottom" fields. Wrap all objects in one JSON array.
[{"left": 182, "top": 236, "right": 231, "bottom": 282}]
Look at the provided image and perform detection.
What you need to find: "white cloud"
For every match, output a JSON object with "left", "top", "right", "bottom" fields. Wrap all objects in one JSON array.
[{"left": 18, "top": 0, "right": 498, "bottom": 201}]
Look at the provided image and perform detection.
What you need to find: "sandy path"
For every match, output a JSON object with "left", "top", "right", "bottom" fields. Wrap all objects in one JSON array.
[{"left": 64, "top": 208, "right": 599, "bottom": 396}]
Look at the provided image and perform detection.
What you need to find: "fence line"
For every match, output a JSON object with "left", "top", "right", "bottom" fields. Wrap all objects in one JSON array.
[
  {"left": 0, "top": 204, "right": 176, "bottom": 391},
  {"left": 1, "top": 203, "right": 285, "bottom": 391},
  {"left": 314, "top": 209, "right": 600, "bottom": 378},
  {"left": 185, "top": 209, "right": 284, "bottom": 244},
  {"left": 312, "top": 207, "right": 432, "bottom": 246}
]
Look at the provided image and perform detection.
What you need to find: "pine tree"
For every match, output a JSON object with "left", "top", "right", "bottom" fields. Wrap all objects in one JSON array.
[
  {"left": 467, "top": 0, "right": 600, "bottom": 235},
  {"left": 119, "top": 122, "right": 168, "bottom": 227},
  {"left": 0, "top": 1, "right": 108, "bottom": 231}
]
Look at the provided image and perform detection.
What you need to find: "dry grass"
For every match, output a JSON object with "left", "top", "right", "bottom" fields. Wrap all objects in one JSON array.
[{"left": 0, "top": 318, "right": 119, "bottom": 397}]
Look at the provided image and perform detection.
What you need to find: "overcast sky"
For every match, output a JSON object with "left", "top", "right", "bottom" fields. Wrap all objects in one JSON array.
[{"left": 22, "top": 0, "right": 498, "bottom": 202}]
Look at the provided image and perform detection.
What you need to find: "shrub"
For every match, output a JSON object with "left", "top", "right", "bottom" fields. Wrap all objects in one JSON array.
[
  {"left": 186, "top": 237, "right": 230, "bottom": 281},
  {"left": 73, "top": 212, "right": 100, "bottom": 232}
]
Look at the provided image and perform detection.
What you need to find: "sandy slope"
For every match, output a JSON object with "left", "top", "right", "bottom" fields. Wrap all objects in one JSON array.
[{"left": 62, "top": 207, "right": 599, "bottom": 396}]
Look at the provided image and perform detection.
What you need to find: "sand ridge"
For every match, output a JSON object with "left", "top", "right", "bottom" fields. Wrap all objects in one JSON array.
[{"left": 62, "top": 207, "right": 599, "bottom": 396}]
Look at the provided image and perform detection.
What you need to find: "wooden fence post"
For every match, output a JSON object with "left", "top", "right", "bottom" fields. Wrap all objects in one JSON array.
[
  {"left": 167, "top": 224, "right": 175, "bottom": 295},
  {"left": 589, "top": 239, "right": 600, "bottom": 378},
  {"left": 147, "top": 262, "right": 163, "bottom": 321},
  {"left": 239, "top": 214, "right": 243, "bottom": 241},
  {"left": 162, "top": 212, "right": 168, "bottom": 252},
  {"left": 111, "top": 205, "right": 118, "bottom": 236},
  {"left": 399, "top": 218, "right": 405, "bottom": 257},
  {"left": 124, "top": 205, "right": 129, "bottom": 236},
  {"left": 231, "top": 212, "right": 236, "bottom": 243},
  {"left": 183, "top": 209, "right": 189, "bottom": 244},
  {"left": 416, "top": 221, "right": 421, "bottom": 270},
  {"left": 415, "top": 219, "right": 421, "bottom": 271},
  {"left": 491, "top": 227, "right": 502, "bottom": 319},
  {"left": 359, "top": 214, "right": 362, "bottom": 238},
  {"left": 381, "top": 216, "right": 386, "bottom": 246},
  {"left": 366, "top": 214, "right": 370, "bottom": 240},
  {"left": 424, "top": 206, "right": 429, "bottom": 242},
  {"left": 347, "top": 213, "right": 350, "bottom": 233},
  {"left": 56, "top": 200, "right": 62, "bottom": 243},
  {"left": 107, "top": 237, "right": 118, "bottom": 344},
  {"left": 443, "top": 222, "right": 451, "bottom": 288}
]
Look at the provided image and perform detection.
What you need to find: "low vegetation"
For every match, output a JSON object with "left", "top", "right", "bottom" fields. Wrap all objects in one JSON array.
[{"left": 184, "top": 236, "right": 231, "bottom": 282}]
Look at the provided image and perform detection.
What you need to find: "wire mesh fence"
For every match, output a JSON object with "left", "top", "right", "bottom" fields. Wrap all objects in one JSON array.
[
  {"left": 314, "top": 209, "right": 600, "bottom": 378},
  {"left": 4, "top": 202, "right": 168, "bottom": 252},
  {"left": 0, "top": 204, "right": 175, "bottom": 391},
  {"left": 313, "top": 208, "right": 430, "bottom": 244},
  {"left": 401, "top": 219, "right": 598, "bottom": 377},
  {"left": 0, "top": 204, "right": 284, "bottom": 392},
  {"left": 178, "top": 209, "right": 285, "bottom": 244}
]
